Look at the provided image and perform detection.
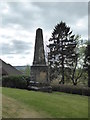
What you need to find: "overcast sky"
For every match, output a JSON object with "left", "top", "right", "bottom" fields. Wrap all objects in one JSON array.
[{"left": 0, "top": 1, "right": 88, "bottom": 66}]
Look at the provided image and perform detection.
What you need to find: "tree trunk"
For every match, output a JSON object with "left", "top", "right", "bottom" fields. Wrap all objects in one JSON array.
[
  {"left": 61, "top": 41, "right": 64, "bottom": 84},
  {"left": 73, "top": 82, "right": 77, "bottom": 86},
  {"left": 62, "top": 61, "right": 64, "bottom": 84},
  {"left": 71, "top": 58, "right": 77, "bottom": 85},
  {"left": 88, "top": 65, "right": 90, "bottom": 87}
]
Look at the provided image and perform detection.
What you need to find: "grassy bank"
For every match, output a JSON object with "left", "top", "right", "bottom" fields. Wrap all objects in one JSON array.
[{"left": 2, "top": 87, "right": 88, "bottom": 118}]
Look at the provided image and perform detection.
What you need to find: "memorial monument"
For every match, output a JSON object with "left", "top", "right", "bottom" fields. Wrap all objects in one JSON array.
[{"left": 30, "top": 28, "right": 48, "bottom": 84}]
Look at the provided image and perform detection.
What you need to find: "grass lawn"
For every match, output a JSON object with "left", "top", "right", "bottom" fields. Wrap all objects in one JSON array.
[
  {"left": 0, "top": 87, "right": 2, "bottom": 119},
  {"left": 2, "top": 87, "right": 88, "bottom": 118}
]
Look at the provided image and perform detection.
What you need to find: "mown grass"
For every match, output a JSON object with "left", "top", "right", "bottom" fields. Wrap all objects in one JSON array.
[
  {"left": 3, "top": 95, "right": 49, "bottom": 118},
  {"left": 0, "top": 87, "right": 2, "bottom": 120},
  {"left": 2, "top": 87, "right": 88, "bottom": 118}
]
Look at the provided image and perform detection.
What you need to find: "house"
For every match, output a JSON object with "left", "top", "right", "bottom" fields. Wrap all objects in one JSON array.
[{"left": 0, "top": 59, "right": 22, "bottom": 76}]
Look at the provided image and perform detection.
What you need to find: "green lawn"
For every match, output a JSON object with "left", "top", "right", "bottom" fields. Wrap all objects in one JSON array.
[
  {"left": 0, "top": 87, "right": 2, "bottom": 119},
  {"left": 2, "top": 87, "right": 88, "bottom": 118}
]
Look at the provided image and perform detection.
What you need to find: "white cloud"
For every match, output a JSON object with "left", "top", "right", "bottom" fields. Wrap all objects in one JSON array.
[
  {"left": 42, "top": 0, "right": 88, "bottom": 1},
  {"left": 0, "top": 2, "right": 88, "bottom": 66},
  {"left": 76, "top": 16, "right": 88, "bottom": 29},
  {"left": 1, "top": 54, "right": 33, "bottom": 66}
]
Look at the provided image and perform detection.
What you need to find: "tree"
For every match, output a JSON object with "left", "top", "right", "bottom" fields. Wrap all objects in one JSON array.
[
  {"left": 48, "top": 21, "right": 78, "bottom": 84},
  {"left": 84, "top": 44, "right": 90, "bottom": 87},
  {"left": 25, "top": 65, "right": 30, "bottom": 76},
  {"left": 69, "top": 38, "right": 87, "bottom": 85}
]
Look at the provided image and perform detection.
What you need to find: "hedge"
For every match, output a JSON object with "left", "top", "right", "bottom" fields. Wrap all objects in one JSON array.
[
  {"left": 2, "top": 76, "right": 30, "bottom": 89},
  {"left": 52, "top": 85, "right": 90, "bottom": 96},
  {"left": 2, "top": 76, "right": 90, "bottom": 96}
]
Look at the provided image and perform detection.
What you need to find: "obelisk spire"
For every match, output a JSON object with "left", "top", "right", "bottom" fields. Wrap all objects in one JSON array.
[
  {"left": 31, "top": 28, "right": 48, "bottom": 83},
  {"left": 33, "top": 28, "right": 46, "bottom": 65}
]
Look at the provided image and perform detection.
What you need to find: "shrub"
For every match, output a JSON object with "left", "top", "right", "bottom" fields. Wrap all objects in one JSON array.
[
  {"left": 52, "top": 84, "right": 90, "bottom": 96},
  {"left": 2, "top": 76, "right": 28, "bottom": 89}
]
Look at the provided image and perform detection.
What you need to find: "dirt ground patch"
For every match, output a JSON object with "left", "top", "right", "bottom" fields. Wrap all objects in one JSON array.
[{"left": 2, "top": 95, "right": 50, "bottom": 118}]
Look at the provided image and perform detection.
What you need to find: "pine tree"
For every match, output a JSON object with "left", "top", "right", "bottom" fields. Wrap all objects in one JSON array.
[{"left": 48, "top": 21, "right": 77, "bottom": 84}]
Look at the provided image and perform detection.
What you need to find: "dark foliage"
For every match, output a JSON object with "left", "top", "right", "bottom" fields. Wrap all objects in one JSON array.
[
  {"left": 2, "top": 76, "right": 30, "bottom": 89},
  {"left": 84, "top": 44, "right": 90, "bottom": 87},
  {"left": 48, "top": 21, "right": 78, "bottom": 84},
  {"left": 52, "top": 85, "right": 90, "bottom": 96}
]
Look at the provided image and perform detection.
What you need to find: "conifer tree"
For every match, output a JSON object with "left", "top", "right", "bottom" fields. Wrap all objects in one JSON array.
[{"left": 48, "top": 21, "right": 78, "bottom": 84}]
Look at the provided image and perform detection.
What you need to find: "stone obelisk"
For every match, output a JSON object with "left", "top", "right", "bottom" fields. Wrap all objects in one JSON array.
[{"left": 30, "top": 28, "right": 48, "bottom": 83}]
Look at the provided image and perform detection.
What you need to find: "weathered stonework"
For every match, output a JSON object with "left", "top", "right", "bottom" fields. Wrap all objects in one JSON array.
[{"left": 31, "top": 28, "right": 48, "bottom": 83}]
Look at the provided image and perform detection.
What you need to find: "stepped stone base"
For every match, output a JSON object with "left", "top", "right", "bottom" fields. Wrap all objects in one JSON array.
[{"left": 30, "top": 65, "right": 48, "bottom": 83}]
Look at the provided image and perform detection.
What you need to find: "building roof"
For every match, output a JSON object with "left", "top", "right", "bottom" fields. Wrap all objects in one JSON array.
[{"left": 0, "top": 59, "right": 22, "bottom": 76}]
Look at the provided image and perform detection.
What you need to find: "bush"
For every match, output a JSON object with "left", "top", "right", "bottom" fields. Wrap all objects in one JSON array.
[
  {"left": 52, "top": 84, "right": 90, "bottom": 96},
  {"left": 2, "top": 76, "right": 28, "bottom": 89}
]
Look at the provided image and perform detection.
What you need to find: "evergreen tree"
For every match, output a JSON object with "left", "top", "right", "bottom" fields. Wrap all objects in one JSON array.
[{"left": 48, "top": 21, "right": 78, "bottom": 84}]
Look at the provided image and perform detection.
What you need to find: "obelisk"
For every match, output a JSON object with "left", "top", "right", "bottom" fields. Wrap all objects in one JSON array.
[
  {"left": 33, "top": 28, "right": 46, "bottom": 65},
  {"left": 30, "top": 28, "right": 48, "bottom": 83}
]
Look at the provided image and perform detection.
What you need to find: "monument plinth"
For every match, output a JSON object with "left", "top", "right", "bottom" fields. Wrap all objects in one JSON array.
[{"left": 31, "top": 28, "right": 48, "bottom": 83}]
